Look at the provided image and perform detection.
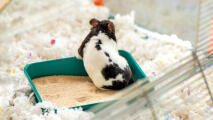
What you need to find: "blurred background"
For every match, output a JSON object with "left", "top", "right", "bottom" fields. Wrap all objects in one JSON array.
[{"left": 0, "top": 0, "right": 213, "bottom": 120}]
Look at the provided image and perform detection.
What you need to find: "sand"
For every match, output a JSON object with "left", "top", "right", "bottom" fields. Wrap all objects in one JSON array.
[{"left": 33, "top": 75, "right": 117, "bottom": 107}]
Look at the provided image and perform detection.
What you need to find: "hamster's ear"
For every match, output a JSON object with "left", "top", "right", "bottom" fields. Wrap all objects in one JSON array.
[
  {"left": 107, "top": 23, "right": 115, "bottom": 33},
  {"left": 90, "top": 18, "right": 99, "bottom": 27}
]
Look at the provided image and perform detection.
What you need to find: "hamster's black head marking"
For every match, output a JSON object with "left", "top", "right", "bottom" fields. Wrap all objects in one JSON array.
[
  {"left": 90, "top": 18, "right": 116, "bottom": 41},
  {"left": 78, "top": 18, "right": 117, "bottom": 58}
]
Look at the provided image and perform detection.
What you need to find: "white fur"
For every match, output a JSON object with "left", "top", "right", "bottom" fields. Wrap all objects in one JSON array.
[{"left": 82, "top": 32, "right": 129, "bottom": 89}]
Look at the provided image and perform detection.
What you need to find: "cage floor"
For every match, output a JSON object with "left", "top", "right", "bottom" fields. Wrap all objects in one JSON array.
[{"left": 0, "top": 0, "right": 195, "bottom": 120}]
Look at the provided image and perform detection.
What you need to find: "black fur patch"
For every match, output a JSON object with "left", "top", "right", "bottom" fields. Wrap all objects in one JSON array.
[
  {"left": 101, "top": 63, "right": 121, "bottom": 80},
  {"left": 95, "top": 40, "right": 102, "bottom": 50},
  {"left": 104, "top": 52, "right": 112, "bottom": 62},
  {"left": 101, "top": 63, "right": 134, "bottom": 90},
  {"left": 97, "top": 39, "right": 102, "bottom": 44},
  {"left": 109, "top": 58, "right": 112, "bottom": 62},
  {"left": 102, "top": 78, "right": 134, "bottom": 90},
  {"left": 95, "top": 45, "right": 101, "bottom": 50},
  {"left": 102, "top": 80, "right": 128, "bottom": 90},
  {"left": 104, "top": 52, "right": 110, "bottom": 57}
]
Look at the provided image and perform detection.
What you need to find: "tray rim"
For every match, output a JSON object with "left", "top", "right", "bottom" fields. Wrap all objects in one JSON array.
[{"left": 24, "top": 50, "right": 147, "bottom": 110}]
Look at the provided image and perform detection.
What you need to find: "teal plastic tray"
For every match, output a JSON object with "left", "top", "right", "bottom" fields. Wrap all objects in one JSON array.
[{"left": 24, "top": 50, "right": 147, "bottom": 110}]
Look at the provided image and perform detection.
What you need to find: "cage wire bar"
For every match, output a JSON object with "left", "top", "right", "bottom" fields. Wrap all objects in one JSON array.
[
  {"left": 90, "top": 0, "right": 213, "bottom": 119},
  {"left": 195, "top": 0, "right": 213, "bottom": 102}
]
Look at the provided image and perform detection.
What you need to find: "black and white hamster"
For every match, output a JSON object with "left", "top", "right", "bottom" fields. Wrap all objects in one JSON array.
[{"left": 78, "top": 18, "right": 134, "bottom": 90}]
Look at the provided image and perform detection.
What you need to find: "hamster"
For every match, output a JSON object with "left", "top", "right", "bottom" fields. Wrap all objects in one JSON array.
[{"left": 78, "top": 18, "right": 134, "bottom": 90}]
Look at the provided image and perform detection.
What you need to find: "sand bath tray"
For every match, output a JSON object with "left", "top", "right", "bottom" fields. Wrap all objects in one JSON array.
[{"left": 24, "top": 50, "right": 147, "bottom": 110}]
